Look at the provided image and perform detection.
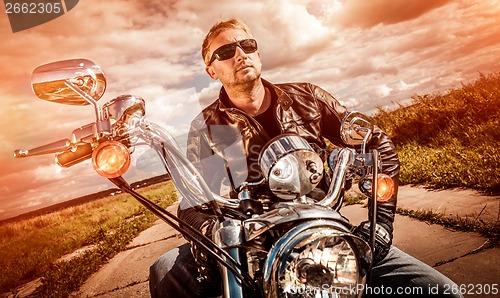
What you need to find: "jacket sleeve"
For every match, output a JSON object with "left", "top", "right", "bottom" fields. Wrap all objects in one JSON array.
[
  {"left": 366, "top": 126, "right": 400, "bottom": 238},
  {"left": 311, "top": 83, "right": 400, "bottom": 240}
]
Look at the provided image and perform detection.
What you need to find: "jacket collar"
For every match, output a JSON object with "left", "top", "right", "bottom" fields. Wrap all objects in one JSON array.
[{"left": 217, "top": 78, "right": 293, "bottom": 112}]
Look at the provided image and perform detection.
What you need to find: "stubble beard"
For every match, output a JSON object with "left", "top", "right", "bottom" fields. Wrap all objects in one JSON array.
[{"left": 229, "top": 66, "right": 262, "bottom": 94}]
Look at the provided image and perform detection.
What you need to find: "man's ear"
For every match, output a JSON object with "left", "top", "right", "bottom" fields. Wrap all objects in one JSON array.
[{"left": 205, "top": 66, "right": 218, "bottom": 80}]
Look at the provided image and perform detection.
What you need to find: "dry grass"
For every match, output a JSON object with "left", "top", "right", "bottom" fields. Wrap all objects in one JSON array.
[
  {"left": 373, "top": 72, "right": 500, "bottom": 194},
  {"left": 0, "top": 181, "right": 177, "bottom": 296}
]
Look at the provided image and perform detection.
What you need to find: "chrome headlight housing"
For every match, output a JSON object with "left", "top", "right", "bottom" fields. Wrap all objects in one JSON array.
[
  {"left": 263, "top": 220, "right": 372, "bottom": 298},
  {"left": 259, "top": 135, "right": 323, "bottom": 200}
]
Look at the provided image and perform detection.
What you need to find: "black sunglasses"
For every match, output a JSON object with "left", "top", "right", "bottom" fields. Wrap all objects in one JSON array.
[{"left": 208, "top": 39, "right": 258, "bottom": 65}]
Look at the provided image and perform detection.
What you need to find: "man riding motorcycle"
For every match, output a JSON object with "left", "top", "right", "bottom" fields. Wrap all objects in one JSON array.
[{"left": 149, "top": 18, "right": 462, "bottom": 298}]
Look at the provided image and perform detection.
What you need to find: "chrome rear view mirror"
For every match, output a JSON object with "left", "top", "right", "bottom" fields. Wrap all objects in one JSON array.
[
  {"left": 340, "top": 112, "right": 374, "bottom": 147},
  {"left": 31, "top": 58, "right": 106, "bottom": 105}
]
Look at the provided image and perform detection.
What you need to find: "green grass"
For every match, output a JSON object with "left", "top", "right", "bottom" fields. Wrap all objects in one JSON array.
[
  {"left": 343, "top": 191, "right": 366, "bottom": 206},
  {"left": 34, "top": 211, "right": 156, "bottom": 297},
  {"left": 0, "top": 181, "right": 177, "bottom": 297},
  {"left": 373, "top": 72, "right": 500, "bottom": 194}
]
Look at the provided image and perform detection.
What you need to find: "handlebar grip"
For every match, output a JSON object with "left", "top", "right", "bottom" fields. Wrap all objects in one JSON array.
[
  {"left": 14, "top": 138, "right": 71, "bottom": 158},
  {"left": 56, "top": 143, "right": 93, "bottom": 167}
]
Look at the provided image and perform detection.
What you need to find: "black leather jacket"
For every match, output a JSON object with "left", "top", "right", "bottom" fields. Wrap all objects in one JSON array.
[{"left": 180, "top": 79, "right": 400, "bottom": 244}]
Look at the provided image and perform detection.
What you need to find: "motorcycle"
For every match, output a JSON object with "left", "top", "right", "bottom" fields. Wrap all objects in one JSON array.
[{"left": 14, "top": 59, "right": 395, "bottom": 297}]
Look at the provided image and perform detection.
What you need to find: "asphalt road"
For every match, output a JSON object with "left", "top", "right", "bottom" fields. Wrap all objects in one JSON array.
[{"left": 70, "top": 186, "right": 500, "bottom": 298}]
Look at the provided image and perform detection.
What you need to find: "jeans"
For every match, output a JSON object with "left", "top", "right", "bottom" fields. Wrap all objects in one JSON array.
[{"left": 149, "top": 243, "right": 463, "bottom": 297}]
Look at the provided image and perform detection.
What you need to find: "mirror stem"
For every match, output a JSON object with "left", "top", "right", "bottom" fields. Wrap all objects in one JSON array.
[
  {"left": 361, "top": 131, "right": 372, "bottom": 154},
  {"left": 65, "top": 80, "right": 103, "bottom": 122}
]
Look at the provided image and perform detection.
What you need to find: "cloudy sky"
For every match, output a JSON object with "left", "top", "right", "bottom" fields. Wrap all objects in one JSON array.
[{"left": 1, "top": 0, "right": 499, "bottom": 220}]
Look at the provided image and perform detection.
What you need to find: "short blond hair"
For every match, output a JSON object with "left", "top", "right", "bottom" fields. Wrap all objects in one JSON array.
[{"left": 201, "top": 18, "right": 254, "bottom": 66}]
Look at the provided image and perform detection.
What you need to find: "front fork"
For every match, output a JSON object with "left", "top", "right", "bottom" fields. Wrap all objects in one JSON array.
[
  {"left": 369, "top": 149, "right": 379, "bottom": 256},
  {"left": 214, "top": 219, "right": 245, "bottom": 298}
]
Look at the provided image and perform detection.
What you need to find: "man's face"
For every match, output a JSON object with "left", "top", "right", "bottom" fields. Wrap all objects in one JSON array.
[{"left": 205, "top": 29, "right": 262, "bottom": 88}]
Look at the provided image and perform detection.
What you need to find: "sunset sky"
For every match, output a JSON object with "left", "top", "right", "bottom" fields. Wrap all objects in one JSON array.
[{"left": 1, "top": 0, "right": 499, "bottom": 220}]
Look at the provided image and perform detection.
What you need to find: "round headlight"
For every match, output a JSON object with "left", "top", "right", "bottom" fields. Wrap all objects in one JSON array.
[
  {"left": 281, "top": 237, "right": 359, "bottom": 296},
  {"left": 263, "top": 221, "right": 372, "bottom": 298}
]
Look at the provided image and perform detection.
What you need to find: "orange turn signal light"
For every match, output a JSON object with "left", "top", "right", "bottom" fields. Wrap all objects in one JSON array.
[
  {"left": 92, "top": 141, "right": 130, "bottom": 178},
  {"left": 376, "top": 173, "right": 395, "bottom": 202}
]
